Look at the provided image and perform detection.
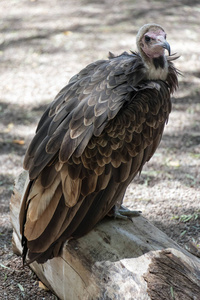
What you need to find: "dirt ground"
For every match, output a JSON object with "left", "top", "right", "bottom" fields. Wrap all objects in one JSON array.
[{"left": 0, "top": 0, "right": 200, "bottom": 299}]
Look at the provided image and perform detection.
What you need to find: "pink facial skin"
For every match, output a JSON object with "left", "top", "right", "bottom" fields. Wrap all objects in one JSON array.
[{"left": 141, "top": 30, "right": 168, "bottom": 58}]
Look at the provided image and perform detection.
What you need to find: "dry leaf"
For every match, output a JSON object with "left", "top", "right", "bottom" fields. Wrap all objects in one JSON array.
[
  {"left": 0, "top": 263, "right": 10, "bottom": 269},
  {"left": 13, "top": 139, "right": 25, "bottom": 145},
  {"left": 38, "top": 281, "right": 49, "bottom": 291},
  {"left": 17, "top": 283, "right": 24, "bottom": 292},
  {"left": 4, "top": 123, "right": 14, "bottom": 133},
  {"left": 167, "top": 160, "right": 180, "bottom": 167},
  {"left": 63, "top": 31, "right": 72, "bottom": 36}
]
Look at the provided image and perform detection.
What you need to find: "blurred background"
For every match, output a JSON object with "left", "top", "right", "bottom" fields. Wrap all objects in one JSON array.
[{"left": 0, "top": 0, "right": 200, "bottom": 298}]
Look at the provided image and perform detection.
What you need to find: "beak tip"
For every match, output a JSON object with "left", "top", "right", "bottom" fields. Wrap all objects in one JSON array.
[{"left": 163, "top": 41, "right": 171, "bottom": 56}]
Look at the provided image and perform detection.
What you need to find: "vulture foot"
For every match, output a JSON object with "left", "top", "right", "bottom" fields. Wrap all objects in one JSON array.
[
  {"left": 108, "top": 205, "right": 141, "bottom": 220},
  {"left": 117, "top": 206, "right": 142, "bottom": 220}
]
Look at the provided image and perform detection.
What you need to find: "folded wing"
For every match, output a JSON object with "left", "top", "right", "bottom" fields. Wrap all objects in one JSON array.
[{"left": 20, "top": 52, "right": 173, "bottom": 263}]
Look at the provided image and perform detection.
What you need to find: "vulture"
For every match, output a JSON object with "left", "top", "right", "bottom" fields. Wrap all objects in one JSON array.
[{"left": 20, "top": 23, "right": 179, "bottom": 264}]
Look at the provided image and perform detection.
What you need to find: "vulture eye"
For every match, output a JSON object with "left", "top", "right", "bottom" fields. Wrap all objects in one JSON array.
[{"left": 145, "top": 35, "right": 151, "bottom": 42}]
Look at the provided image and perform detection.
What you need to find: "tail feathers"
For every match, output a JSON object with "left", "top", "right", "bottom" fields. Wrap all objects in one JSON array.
[
  {"left": 22, "top": 235, "right": 28, "bottom": 265},
  {"left": 25, "top": 239, "right": 64, "bottom": 264},
  {"left": 22, "top": 173, "right": 133, "bottom": 264}
]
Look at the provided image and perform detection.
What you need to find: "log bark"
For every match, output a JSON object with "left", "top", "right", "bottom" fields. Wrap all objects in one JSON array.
[{"left": 10, "top": 171, "right": 200, "bottom": 300}]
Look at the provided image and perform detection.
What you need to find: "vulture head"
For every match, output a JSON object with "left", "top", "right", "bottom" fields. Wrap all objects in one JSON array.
[{"left": 136, "top": 24, "right": 171, "bottom": 80}]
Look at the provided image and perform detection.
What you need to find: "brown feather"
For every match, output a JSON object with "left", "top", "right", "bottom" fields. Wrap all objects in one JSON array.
[
  {"left": 60, "top": 166, "right": 82, "bottom": 207},
  {"left": 25, "top": 180, "right": 62, "bottom": 240}
]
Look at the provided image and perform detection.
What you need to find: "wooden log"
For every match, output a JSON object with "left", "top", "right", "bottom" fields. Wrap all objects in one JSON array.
[{"left": 10, "top": 171, "right": 200, "bottom": 300}]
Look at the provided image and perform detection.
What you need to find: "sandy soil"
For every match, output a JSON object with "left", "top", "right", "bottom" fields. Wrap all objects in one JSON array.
[{"left": 0, "top": 0, "right": 199, "bottom": 299}]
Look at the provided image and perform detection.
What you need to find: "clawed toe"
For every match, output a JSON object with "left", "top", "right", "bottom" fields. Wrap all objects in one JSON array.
[{"left": 114, "top": 206, "right": 142, "bottom": 220}]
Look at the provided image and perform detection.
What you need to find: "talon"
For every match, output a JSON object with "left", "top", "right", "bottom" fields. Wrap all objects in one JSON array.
[
  {"left": 118, "top": 209, "right": 142, "bottom": 217},
  {"left": 107, "top": 205, "right": 142, "bottom": 220},
  {"left": 114, "top": 212, "right": 130, "bottom": 220},
  {"left": 114, "top": 206, "right": 142, "bottom": 220}
]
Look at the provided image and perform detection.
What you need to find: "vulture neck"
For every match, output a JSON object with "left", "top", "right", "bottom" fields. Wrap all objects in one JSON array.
[{"left": 141, "top": 51, "right": 169, "bottom": 81}]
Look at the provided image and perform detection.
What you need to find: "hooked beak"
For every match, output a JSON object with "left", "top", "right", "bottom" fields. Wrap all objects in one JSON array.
[
  {"left": 156, "top": 36, "right": 171, "bottom": 56},
  {"left": 162, "top": 41, "right": 171, "bottom": 56}
]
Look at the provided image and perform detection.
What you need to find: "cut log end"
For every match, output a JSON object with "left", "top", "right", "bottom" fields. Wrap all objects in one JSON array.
[{"left": 144, "top": 249, "right": 200, "bottom": 300}]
